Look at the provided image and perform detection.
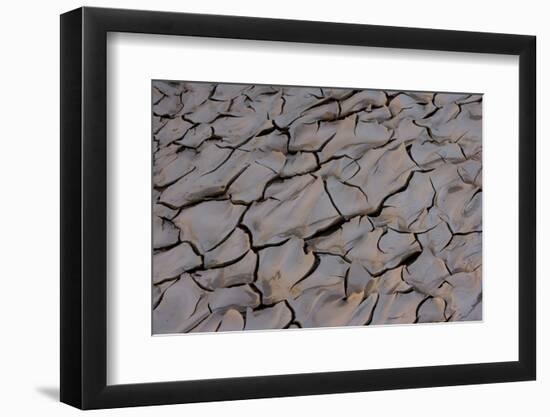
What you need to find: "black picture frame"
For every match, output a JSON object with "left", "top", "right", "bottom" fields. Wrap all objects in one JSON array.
[{"left": 60, "top": 6, "right": 536, "bottom": 410}]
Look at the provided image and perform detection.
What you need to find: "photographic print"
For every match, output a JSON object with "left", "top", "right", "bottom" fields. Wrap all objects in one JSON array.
[{"left": 152, "top": 81, "right": 482, "bottom": 334}]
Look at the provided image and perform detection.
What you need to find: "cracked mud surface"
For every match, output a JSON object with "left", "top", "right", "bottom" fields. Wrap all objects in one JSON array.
[{"left": 152, "top": 80, "right": 482, "bottom": 334}]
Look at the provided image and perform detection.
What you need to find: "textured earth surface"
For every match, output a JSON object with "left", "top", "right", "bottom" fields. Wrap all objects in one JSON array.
[{"left": 152, "top": 80, "right": 482, "bottom": 334}]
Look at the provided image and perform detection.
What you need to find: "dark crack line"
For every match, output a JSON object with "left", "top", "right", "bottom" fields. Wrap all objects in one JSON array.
[
  {"left": 290, "top": 253, "right": 322, "bottom": 291},
  {"left": 254, "top": 160, "right": 278, "bottom": 174},
  {"left": 154, "top": 166, "right": 197, "bottom": 189},
  {"left": 364, "top": 293, "right": 380, "bottom": 326},
  {"left": 341, "top": 181, "right": 369, "bottom": 203},
  {"left": 152, "top": 278, "right": 178, "bottom": 310},
  {"left": 413, "top": 295, "right": 432, "bottom": 324},
  {"left": 189, "top": 274, "right": 214, "bottom": 293},
  {"left": 377, "top": 228, "right": 388, "bottom": 254},
  {"left": 322, "top": 178, "right": 344, "bottom": 217},
  {"left": 200, "top": 148, "right": 235, "bottom": 177},
  {"left": 368, "top": 170, "right": 421, "bottom": 218}
]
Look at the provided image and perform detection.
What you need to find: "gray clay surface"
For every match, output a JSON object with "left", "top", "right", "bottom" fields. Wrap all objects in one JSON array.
[{"left": 152, "top": 81, "right": 482, "bottom": 334}]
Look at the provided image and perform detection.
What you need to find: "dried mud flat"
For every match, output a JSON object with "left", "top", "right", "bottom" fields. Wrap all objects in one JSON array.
[{"left": 152, "top": 81, "right": 482, "bottom": 334}]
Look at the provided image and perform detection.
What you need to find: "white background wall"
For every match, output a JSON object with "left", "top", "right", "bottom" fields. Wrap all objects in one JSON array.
[{"left": 0, "top": 0, "right": 545, "bottom": 415}]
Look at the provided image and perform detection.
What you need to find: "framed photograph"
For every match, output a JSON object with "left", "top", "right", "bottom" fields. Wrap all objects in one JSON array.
[{"left": 60, "top": 6, "right": 536, "bottom": 409}]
